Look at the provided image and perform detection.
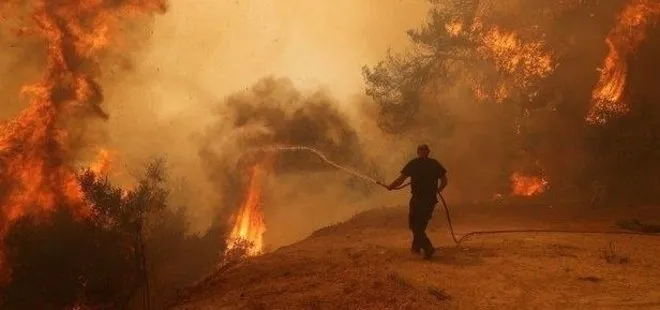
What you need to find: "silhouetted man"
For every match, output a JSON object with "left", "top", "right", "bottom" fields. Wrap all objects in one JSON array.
[{"left": 385, "top": 144, "right": 448, "bottom": 260}]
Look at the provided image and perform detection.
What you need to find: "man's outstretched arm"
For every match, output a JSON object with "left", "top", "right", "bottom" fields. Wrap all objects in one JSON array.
[
  {"left": 385, "top": 174, "right": 408, "bottom": 191},
  {"left": 438, "top": 174, "right": 448, "bottom": 193}
]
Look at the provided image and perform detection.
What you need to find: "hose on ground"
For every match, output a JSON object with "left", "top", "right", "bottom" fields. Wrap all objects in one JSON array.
[{"left": 377, "top": 181, "right": 660, "bottom": 246}]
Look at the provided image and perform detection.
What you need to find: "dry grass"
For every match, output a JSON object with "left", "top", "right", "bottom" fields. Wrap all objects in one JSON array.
[
  {"left": 599, "top": 241, "right": 629, "bottom": 264},
  {"left": 427, "top": 286, "right": 451, "bottom": 301},
  {"left": 172, "top": 203, "right": 660, "bottom": 309}
]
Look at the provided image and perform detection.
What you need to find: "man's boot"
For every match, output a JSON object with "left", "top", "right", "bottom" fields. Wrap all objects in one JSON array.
[{"left": 423, "top": 247, "right": 435, "bottom": 260}]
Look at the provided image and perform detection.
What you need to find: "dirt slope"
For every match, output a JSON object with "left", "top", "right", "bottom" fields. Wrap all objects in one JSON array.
[{"left": 172, "top": 203, "right": 660, "bottom": 309}]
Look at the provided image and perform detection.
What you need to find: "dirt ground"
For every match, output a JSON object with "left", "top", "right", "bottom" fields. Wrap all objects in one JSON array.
[{"left": 172, "top": 201, "right": 660, "bottom": 309}]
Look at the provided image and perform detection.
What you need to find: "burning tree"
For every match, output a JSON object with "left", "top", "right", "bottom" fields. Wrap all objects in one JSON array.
[
  {"left": 362, "top": 0, "right": 557, "bottom": 133},
  {"left": 0, "top": 0, "right": 167, "bottom": 283},
  {"left": 588, "top": 0, "right": 660, "bottom": 124},
  {"left": 1, "top": 158, "right": 224, "bottom": 309},
  {"left": 0, "top": 0, "right": 204, "bottom": 308},
  {"left": 1, "top": 160, "right": 168, "bottom": 309},
  {"left": 363, "top": 0, "right": 660, "bottom": 202}
]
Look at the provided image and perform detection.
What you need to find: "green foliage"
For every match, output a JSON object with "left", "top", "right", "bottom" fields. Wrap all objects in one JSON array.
[{"left": 361, "top": 3, "right": 478, "bottom": 133}]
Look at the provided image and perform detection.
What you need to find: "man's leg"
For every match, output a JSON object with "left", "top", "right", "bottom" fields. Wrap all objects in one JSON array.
[
  {"left": 419, "top": 216, "right": 432, "bottom": 248},
  {"left": 410, "top": 210, "right": 432, "bottom": 256},
  {"left": 410, "top": 199, "right": 436, "bottom": 257},
  {"left": 409, "top": 210, "right": 421, "bottom": 253},
  {"left": 419, "top": 213, "right": 434, "bottom": 259},
  {"left": 418, "top": 203, "right": 436, "bottom": 259},
  {"left": 411, "top": 210, "right": 433, "bottom": 256}
]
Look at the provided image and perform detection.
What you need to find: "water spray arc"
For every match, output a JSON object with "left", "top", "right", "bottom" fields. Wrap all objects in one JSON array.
[{"left": 251, "top": 145, "right": 382, "bottom": 184}]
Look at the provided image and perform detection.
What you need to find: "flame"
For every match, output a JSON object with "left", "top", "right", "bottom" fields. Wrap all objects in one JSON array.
[
  {"left": 477, "top": 26, "right": 555, "bottom": 102},
  {"left": 481, "top": 27, "right": 554, "bottom": 84},
  {"left": 226, "top": 164, "right": 268, "bottom": 257},
  {"left": 90, "top": 148, "right": 117, "bottom": 176},
  {"left": 587, "top": 0, "right": 660, "bottom": 124},
  {"left": 511, "top": 172, "right": 549, "bottom": 197},
  {"left": 0, "top": 0, "right": 166, "bottom": 284}
]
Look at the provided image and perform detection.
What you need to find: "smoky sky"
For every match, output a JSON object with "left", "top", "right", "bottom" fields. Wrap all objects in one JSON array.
[{"left": 198, "top": 77, "right": 380, "bottom": 214}]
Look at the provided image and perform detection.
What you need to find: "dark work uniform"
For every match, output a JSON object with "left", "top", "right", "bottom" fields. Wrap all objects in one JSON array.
[{"left": 401, "top": 157, "right": 447, "bottom": 253}]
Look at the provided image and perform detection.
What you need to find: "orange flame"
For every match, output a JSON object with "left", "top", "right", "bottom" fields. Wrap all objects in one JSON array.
[
  {"left": 511, "top": 172, "right": 549, "bottom": 197},
  {"left": 0, "top": 0, "right": 166, "bottom": 284},
  {"left": 477, "top": 26, "right": 555, "bottom": 102},
  {"left": 482, "top": 27, "right": 554, "bottom": 80},
  {"left": 226, "top": 164, "right": 268, "bottom": 257},
  {"left": 587, "top": 0, "right": 660, "bottom": 124},
  {"left": 90, "top": 148, "right": 117, "bottom": 177}
]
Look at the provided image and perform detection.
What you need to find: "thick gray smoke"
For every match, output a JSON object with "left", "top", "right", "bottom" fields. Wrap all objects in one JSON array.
[{"left": 198, "top": 77, "right": 384, "bottom": 248}]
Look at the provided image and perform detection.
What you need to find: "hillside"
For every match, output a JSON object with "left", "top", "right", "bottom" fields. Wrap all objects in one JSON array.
[{"left": 172, "top": 202, "right": 660, "bottom": 309}]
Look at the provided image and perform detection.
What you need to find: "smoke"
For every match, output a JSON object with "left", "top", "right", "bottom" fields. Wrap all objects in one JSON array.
[
  {"left": 76, "top": 0, "right": 431, "bottom": 235},
  {"left": 2, "top": 2, "right": 657, "bottom": 293},
  {"left": 140, "top": 0, "right": 429, "bottom": 103},
  {"left": 3, "top": 0, "right": 653, "bottom": 252},
  {"left": 198, "top": 77, "right": 388, "bottom": 248},
  {"left": 360, "top": 0, "right": 660, "bottom": 204}
]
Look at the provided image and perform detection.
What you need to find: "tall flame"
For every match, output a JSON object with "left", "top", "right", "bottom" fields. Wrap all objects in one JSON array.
[
  {"left": 226, "top": 164, "right": 268, "bottom": 257},
  {"left": 587, "top": 0, "right": 660, "bottom": 124},
  {"left": 0, "top": 0, "right": 166, "bottom": 284},
  {"left": 511, "top": 172, "right": 549, "bottom": 197}
]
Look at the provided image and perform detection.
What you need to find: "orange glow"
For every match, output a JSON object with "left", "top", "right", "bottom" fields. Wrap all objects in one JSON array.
[
  {"left": 482, "top": 27, "right": 554, "bottom": 80},
  {"left": 0, "top": 0, "right": 166, "bottom": 284},
  {"left": 477, "top": 26, "right": 554, "bottom": 102},
  {"left": 587, "top": 0, "right": 660, "bottom": 124},
  {"left": 510, "top": 172, "right": 549, "bottom": 197},
  {"left": 90, "top": 148, "right": 117, "bottom": 177},
  {"left": 445, "top": 20, "right": 463, "bottom": 37},
  {"left": 226, "top": 164, "right": 268, "bottom": 257}
]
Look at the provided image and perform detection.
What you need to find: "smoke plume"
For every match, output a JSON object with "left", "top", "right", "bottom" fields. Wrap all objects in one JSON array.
[{"left": 199, "top": 77, "right": 385, "bottom": 248}]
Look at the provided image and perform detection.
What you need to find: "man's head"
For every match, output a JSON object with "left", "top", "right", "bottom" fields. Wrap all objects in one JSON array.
[{"left": 417, "top": 144, "right": 430, "bottom": 158}]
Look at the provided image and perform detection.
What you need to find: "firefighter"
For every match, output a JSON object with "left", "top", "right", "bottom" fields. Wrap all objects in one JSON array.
[{"left": 384, "top": 144, "right": 448, "bottom": 260}]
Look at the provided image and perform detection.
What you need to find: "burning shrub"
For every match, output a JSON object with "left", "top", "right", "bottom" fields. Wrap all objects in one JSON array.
[
  {"left": 1, "top": 169, "right": 145, "bottom": 310},
  {"left": 0, "top": 159, "right": 222, "bottom": 309}
]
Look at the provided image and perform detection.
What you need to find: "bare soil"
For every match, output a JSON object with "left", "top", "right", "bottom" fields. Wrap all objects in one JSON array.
[{"left": 172, "top": 201, "right": 660, "bottom": 309}]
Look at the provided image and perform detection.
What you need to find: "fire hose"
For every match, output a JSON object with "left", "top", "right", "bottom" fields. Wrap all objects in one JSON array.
[
  {"left": 249, "top": 146, "right": 660, "bottom": 246},
  {"left": 375, "top": 181, "right": 660, "bottom": 246}
]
